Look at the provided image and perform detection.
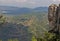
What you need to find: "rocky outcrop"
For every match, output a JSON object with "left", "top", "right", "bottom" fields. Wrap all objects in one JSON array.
[{"left": 48, "top": 4, "right": 60, "bottom": 34}]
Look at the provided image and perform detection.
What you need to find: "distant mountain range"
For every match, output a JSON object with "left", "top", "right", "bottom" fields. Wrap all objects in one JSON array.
[{"left": 0, "top": 6, "right": 48, "bottom": 14}]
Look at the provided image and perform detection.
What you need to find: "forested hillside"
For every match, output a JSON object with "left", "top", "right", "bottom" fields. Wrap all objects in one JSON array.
[{"left": 0, "top": 12, "right": 49, "bottom": 41}]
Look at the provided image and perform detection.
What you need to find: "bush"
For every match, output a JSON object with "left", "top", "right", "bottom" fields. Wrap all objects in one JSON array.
[{"left": 39, "top": 32, "right": 60, "bottom": 41}]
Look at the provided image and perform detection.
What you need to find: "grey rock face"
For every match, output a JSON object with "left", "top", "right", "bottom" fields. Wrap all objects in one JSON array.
[{"left": 48, "top": 4, "right": 60, "bottom": 34}]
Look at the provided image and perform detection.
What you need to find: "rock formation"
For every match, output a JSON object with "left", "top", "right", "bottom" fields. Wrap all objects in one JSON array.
[{"left": 48, "top": 4, "right": 60, "bottom": 34}]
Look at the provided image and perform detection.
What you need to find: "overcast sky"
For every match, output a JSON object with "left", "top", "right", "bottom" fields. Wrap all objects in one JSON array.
[{"left": 0, "top": 0, "right": 60, "bottom": 8}]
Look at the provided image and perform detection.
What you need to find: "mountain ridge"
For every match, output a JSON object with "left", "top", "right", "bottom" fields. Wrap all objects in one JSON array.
[{"left": 0, "top": 6, "right": 48, "bottom": 14}]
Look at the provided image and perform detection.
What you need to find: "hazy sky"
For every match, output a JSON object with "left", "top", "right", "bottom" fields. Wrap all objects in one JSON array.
[{"left": 0, "top": 0, "right": 60, "bottom": 8}]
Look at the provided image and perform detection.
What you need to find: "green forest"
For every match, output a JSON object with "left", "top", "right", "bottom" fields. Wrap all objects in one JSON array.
[{"left": 0, "top": 12, "right": 59, "bottom": 41}]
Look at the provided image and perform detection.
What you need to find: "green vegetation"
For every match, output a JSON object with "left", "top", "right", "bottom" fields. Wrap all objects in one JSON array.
[
  {"left": 31, "top": 32, "right": 60, "bottom": 41},
  {"left": 0, "top": 40, "right": 2, "bottom": 41},
  {"left": 0, "top": 15, "right": 6, "bottom": 24},
  {"left": 0, "top": 12, "right": 60, "bottom": 41},
  {"left": 31, "top": 35, "right": 37, "bottom": 41},
  {"left": 8, "top": 38, "right": 19, "bottom": 41},
  {"left": 0, "top": 12, "right": 48, "bottom": 41}
]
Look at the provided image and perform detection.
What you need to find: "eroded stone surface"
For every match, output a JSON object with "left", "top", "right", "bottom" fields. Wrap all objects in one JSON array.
[{"left": 48, "top": 4, "right": 60, "bottom": 34}]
